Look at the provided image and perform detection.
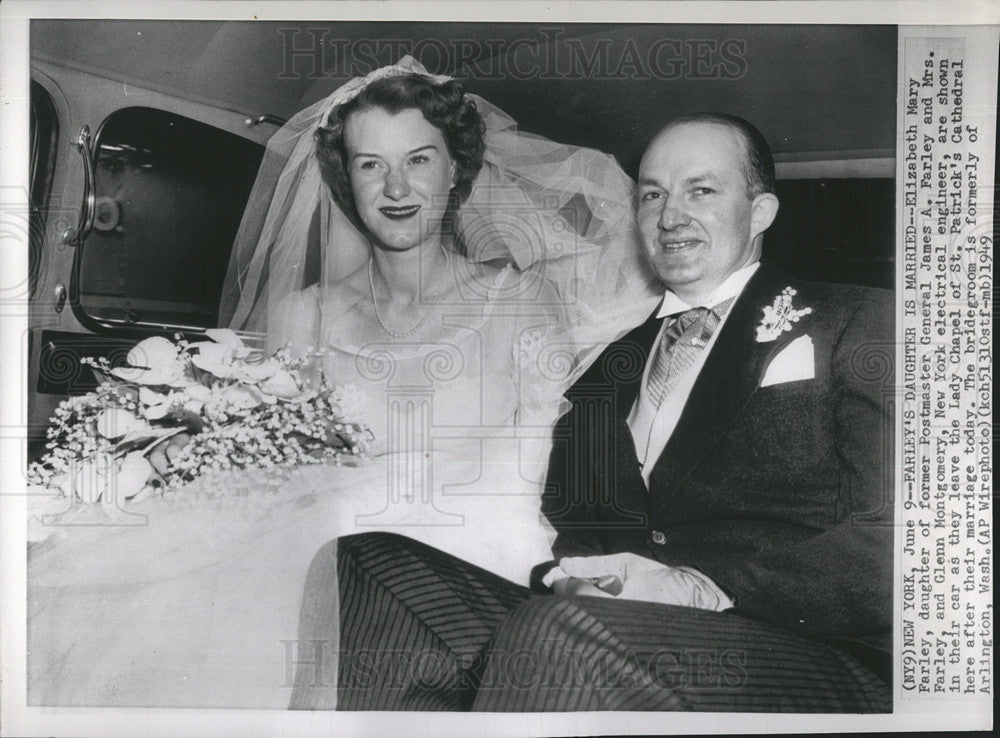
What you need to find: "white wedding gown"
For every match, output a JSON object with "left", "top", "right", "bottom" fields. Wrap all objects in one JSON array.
[{"left": 26, "top": 268, "right": 564, "bottom": 709}]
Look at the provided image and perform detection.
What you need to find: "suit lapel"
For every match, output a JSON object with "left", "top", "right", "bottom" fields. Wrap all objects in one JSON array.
[
  {"left": 646, "top": 265, "right": 815, "bottom": 507},
  {"left": 567, "top": 308, "right": 659, "bottom": 410}
]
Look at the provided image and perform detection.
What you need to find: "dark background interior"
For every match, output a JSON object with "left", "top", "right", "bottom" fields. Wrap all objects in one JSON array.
[{"left": 32, "top": 21, "right": 897, "bottom": 175}]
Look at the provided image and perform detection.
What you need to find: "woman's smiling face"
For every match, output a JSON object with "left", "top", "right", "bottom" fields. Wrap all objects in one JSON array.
[{"left": 344, "top": 106, "right": 457, "bottom": 252}]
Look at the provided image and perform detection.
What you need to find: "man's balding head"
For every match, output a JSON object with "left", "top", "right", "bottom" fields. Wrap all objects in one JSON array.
[
  {"left": 649, "top": 112, "right": 776, "bottom": 199},
  {"left": 636, "top": 115, "right": 780, "bottom": 301}
]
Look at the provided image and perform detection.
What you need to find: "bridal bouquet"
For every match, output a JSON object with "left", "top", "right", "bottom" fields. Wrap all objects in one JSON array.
[{"left": 28, "top": 330, "right": 373, "bottom": 507}]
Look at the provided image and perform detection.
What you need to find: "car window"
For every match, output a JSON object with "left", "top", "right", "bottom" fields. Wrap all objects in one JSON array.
[
  {"left": 769, "top": 178, "right": 894, "bottom": 289},
  {"left": 76, "top": 107, "right": 265, "bottom": 329}
]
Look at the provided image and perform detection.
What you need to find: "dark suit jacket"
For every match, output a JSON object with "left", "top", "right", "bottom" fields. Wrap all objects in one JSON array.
[{"left": 533, "top": 264, "right": 894, "bottom": 676}]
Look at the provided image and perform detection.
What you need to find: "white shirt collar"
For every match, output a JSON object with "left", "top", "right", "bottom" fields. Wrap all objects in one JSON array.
[{"left": 656, "top": 261, "right": 760, "bottom": 318}]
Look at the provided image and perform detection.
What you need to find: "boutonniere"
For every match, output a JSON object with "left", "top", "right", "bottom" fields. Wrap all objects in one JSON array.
[{"left": 755, "top": 287, "right": 813, "bottom": 342}]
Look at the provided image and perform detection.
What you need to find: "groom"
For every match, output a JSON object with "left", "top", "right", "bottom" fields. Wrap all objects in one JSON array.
[{"left": 294, "top": 113, "right": 893, "bottom": 711}]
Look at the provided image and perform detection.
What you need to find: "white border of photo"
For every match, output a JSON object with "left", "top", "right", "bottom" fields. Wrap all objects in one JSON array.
[{"left": 1, "top": 2, "right": 996, "bottom": 736}]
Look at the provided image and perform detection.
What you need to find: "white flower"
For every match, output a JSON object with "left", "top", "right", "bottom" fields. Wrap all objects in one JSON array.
[
  {"left": 138, "top": 386, "right": 173, "bottom": 419},
  {"left": 259, "top": 369, "right": 304, "bottom": 400},
  {"left": 239, "top": 357, "right": 282, "bottom": 383},
  {"left": 96, "top": 407, "right": 151, "bottom": 439},
  {"left": 182, "top": 398, "right": 205, "bottom": 414},
  {"left": 190, "top": 342, "right": 240, "bottom": 379},
  {"left": 185, "top": 384, "right": 212, "bottom": 402},
  {"left": 47, "top": 470, "right": 75, "bottom": 498},
  {"left": 755, "top": 287, "right": 813, "bottom": 342},
  {"left": 191, "top": 336, "right": 286, "bottom": 387},
  {"left": 110, "top": 336, "right": 187, "bottom": 385},
  {"left": 204, "top": 328, "right": 245, "bottom": 347},
  {"left": 113, "top": 451, "right": 156, "bottom": 500},
  {"left": 177, "top": 384, "right": 212, "bottom": 415},
  {"left": 219, "top": 385, "right": 262, "bottom": 411},
  {"left": 139, "top": 386, "right": 167, "bottom": 406},
  {"left": 203, "top": 327, "right": 257, "bottom": 362},
  {"left": 330, "top": 384, "right": 371, "bottom": 424},
  {"left": 65, "top": 451, "right": 155, "bottom": 504},
  {"left": 69, "top": 456, "right": 115, "bottom": 504},
  {"left": 126, "top": 336, "right": 179, "bottom": 368}
]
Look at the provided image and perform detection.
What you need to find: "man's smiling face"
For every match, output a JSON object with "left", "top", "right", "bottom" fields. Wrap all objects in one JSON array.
[{"left": 637, "top": 120, "right": 776, "bottom": 302}]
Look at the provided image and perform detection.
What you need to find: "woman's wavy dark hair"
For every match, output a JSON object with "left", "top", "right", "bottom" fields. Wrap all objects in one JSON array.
[{"left": 314, "top": 74, "right": 486, "bottom": 235}]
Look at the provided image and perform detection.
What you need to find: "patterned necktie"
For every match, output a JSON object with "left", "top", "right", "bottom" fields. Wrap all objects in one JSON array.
[{"left": 645, "top": 297, "right": 735, "bottom": 410}]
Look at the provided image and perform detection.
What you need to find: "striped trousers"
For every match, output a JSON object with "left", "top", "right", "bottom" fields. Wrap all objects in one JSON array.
[{"left": 291, "top": 532, "right": 890, "bottom": 712}]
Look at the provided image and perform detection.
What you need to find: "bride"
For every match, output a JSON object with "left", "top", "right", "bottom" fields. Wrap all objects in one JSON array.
[{"left": 27, "top": 58, "right": 658, "bottom": 709}]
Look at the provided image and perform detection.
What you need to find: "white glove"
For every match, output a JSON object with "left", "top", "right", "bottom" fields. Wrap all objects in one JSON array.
[
  {"left": 559, "top": 552, "right": 665, "bottom": 581},
  {"left": 558, "top": 553, "right": 733, "bottom": 610}
]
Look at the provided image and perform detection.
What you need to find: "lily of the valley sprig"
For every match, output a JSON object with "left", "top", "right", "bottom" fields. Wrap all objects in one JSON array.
[{"left": 755, "top": 287, "right": 813, "bottom": 342}]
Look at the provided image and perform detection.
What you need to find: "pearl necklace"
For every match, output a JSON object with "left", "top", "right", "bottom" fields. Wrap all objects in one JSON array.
[{"left": 368, "top": 256, "right": 446, "bottom": 339}]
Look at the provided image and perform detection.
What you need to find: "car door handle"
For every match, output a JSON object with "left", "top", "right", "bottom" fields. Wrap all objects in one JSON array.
[
  {"left": 244, "top": 114, "right": 286, "bottom": 128},
  {"left": 53, "top": 282, "right": 66, "bottom": 313},
  {"left": 61, "top": 125, "right": 96, "bottom": 246}
]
